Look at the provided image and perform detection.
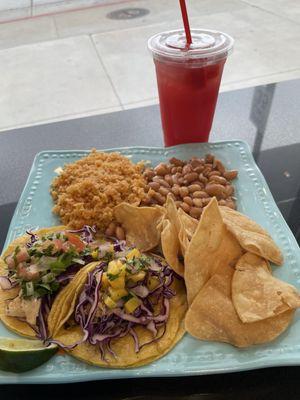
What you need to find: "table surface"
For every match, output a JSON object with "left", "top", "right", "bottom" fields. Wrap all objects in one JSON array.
[{"left": 0, "top": 79, "right": 300, "bottom": 398}]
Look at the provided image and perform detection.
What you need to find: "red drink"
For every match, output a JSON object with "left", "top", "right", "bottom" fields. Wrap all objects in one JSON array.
[{"left": 148, "top": 30, "right": 234, "bottom": 146}]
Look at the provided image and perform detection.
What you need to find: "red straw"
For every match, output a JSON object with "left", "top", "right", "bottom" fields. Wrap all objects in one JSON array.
[{"left": 179, "top": 0, "right": 192, "bottom": 46}]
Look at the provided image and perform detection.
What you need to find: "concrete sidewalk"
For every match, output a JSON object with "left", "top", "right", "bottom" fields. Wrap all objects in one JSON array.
[{"left": 0, "top": 0, "right": 299, "bottom": 131}]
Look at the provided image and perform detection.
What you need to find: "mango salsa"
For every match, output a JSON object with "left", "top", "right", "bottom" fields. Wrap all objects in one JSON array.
[
  {"left": 109, "top": 275, "right": 125, "bottom": 289},
  {"left": 102, "top": 272, "right": 109, "bottom": 288},
  {"left": 104, "top": 296, "right": 117, "bottom": 309},
  {"left": 126, "top": 248, "right": 141, "bottom": 261},
  {"left": 129, "top": 271, "right": 146, "bottom": 283},
  {"left": 108, "top": 260, "right": 123, "bottom": 275},
  {"left": 147, "top": 276, "right": 160, "bottom": 291},
  {"left": 124, "top": 297, "right": 141, "bottom": 313},
  {"left": 91, "top": 249, "right": 98, "bottom": 259},
  {"left": 109, "top": 287, "right": 128, "bottom": 301}
]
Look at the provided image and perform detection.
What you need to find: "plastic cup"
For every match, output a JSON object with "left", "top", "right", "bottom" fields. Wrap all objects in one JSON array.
[{"left": 148, "top": 29, "right": 234, "bottom": 146}]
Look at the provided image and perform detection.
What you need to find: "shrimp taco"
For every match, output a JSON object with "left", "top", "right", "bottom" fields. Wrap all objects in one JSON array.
[
  {"left": 0, "top": 225, "right": 119, "bottom": 340},
  {"left": 49, "top": 245, "right": 187, "bottom": 368}
]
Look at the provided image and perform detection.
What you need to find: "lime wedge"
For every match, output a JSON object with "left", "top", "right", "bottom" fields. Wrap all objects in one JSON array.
[{"left": 0, "top": 337, "right": 58, "bottom": 373}]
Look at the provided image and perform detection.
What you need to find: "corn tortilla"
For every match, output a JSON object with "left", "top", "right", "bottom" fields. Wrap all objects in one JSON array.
[
  {"left": 52, "top": 263, "right": 187, "bottom": 368},
  {"left": 48, "top": 262, "right": 101, "bottom": 337}
]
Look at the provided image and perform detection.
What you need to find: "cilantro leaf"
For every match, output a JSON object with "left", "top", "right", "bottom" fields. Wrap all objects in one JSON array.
[{"left": 107, "top": 273, "right": 120, "bottom": 281}]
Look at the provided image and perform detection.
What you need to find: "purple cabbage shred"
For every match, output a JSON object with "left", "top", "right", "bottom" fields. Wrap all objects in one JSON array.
[
  {"left": 68, "top": 225, "right": 97, "bottom": 244},
  {"left": 26, "top": 230, "right": 39, "bottom": 248}
]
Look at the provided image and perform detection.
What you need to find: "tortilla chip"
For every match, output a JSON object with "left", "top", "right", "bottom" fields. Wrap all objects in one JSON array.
[
  {"left": 160, "top": 219, "right": 184, "bottom": 277},
  {"left": 220, "top": 207, "right": 283, "bottom": 265},
  {"left": 177, "top": 208, "right": 198, "bottom": 256},
  {"left": 164, "top": 196, "right": 198, "bottom": 257},
  {"left": 158, "top": 196, "right": 185, "bottom": 275},
  {"left": 232, "top": 253, "right": 300, "bottom": 323},
  {"left": 185, "top": 198, "right": 243, "bottom": 305},
  {"left": 177, "top": 208, "right": 198, "bottom": 240},
  {"left": 53, "top": 268, "right": 187, "bottom": 368},
  {"left": 185, "top": 266, "right": 294, "bottom": 347},
  {"left": 114, "top": 203, "right": 165, "bottom": 252},
  {"left": 0, "top": 226, "right": 66, "bottom": 338}
]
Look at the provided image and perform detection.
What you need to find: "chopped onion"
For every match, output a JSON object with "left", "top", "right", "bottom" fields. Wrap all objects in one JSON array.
[
  {"left": 0, "top": 276, "right": 17, "bottom": 290},
  {"left": 72, "top": 258, "right": 85, "bottom": 265},
  {"left": 25, "top": 281, "right": 34, "bottom": 297},
  {"left": 130, "top": 285, "right": 149, "bottom": 298}
]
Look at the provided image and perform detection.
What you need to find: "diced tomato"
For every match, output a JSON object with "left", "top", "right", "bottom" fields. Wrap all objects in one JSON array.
[
  {"left": 17, "top": 263, "right": 39, "bottom": 281},
  {"left": 16, "top": 248, "right": 29, "bottom": 263},
  {"left": 65, "top": 233, "right": 85, "bottom": 252},
  {"left": 62, "top": 241, "right": 71, "bottom": 252},
  {"left": 5, "top": 255, "right": 16, "bottom": 270},
  {"left": 53, "top": 239, "right": 63, "bottom": 252}
]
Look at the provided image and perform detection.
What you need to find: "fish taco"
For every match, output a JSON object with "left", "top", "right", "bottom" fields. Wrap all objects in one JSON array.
[
  {"left": 0, "top": 225, "right": 123, "bottom": 340},
  {"left": 49, "top": 245, "right": 187, "bottom": 368}
]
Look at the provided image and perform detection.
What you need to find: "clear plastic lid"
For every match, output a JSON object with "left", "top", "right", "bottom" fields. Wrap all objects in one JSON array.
[{"left": 148, "top": 29, "right": 234, "bottom": 65}]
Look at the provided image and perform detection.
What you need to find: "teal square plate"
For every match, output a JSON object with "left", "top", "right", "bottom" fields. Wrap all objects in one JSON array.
[{"left": 1, "top": 140, "right": 300, "bottom": 384}]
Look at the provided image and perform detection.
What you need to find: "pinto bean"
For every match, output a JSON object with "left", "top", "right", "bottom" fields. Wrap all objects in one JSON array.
[
  {"left": 184, "top": 172, "right": 199, "bottom": 183},
  {"left": 205, "top": 154, "right": 214, "bottom": 163},
  {"left": 179, "top": 186, "right": 189, "bottom": 198},
  {"left": 190, "top": 158, "right": 204, "bottom": 168},
  {"left": 189, "top": 207, "right": 202, "bottom": 219},
  {"left": 152, "top": 191, "right": 166, "bottom": 205},
  {"left": 203, "top": 166, "right": 212, "bottom": 177},
  {"left": 215, "top": 160, "right": 225, "bottom": 174},
  {"left": 169, "top": 157, "right": 185, "bottom": 167},
  {"left": 202, "top": 197, "right": 213, "bottom": 206},
  {"left": 192, "top": 191, "right": 209, "bottom": 199},
  {"left": 188, "top": 184, "right": 202, "bottom": 193},
  {"left": 148, "top": 181, "right": 160, "bottom": 191},
  {"left": 223, "top": 170, "right": 238, "bottom": 180},
  {"left": 183, "top": 196, "right": 193, "bottom": 206},
  {"left": 180, "top": 202, "right": 191, "bottom": 213},
  {"left": 225, "top": 185, "right": 234, "bottom": 196},
  {"left": 198, "top": 174, "right": 208, "bottom": 185},
  {"left": 182, "top": 164, "right": 193, "bottom": 175},
  {"left": 171, "top": 184, "right": 181, "bottom": 196},
  {"left": 152, "top": 176, "right": 170, "bottom": 188},
  {"left": 205, "top": 183, "right": 227, "bottom": 199},
  {"left": 208, "top": 175, "right": 227, "bottom": 185},
  {"left": 154, "top": 163, "right": 169, "bottom": 176},
  {"left": 193, "top": 198, "right": 203, "bottom": 207},
  {"left": 164, "top": 174, "right": 173, "bottom": 186},
  {"left": 143, "top": 168, "right": 155, "bottom": 180},
  {"left": 208, "top": 170, "right": 221, "bottom": 178},
  {"left": 194, "top": 165, "right": 204, "bottom": 173},
  {"left": 159, "top": 187, "right": 170, "bottom": 196}
]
